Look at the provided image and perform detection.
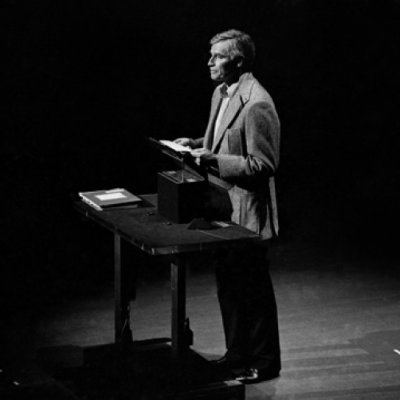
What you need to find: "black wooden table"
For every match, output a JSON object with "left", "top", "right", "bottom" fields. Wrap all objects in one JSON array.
[{"left": 75, "top": 194, "right": 263, "bottom": 360}]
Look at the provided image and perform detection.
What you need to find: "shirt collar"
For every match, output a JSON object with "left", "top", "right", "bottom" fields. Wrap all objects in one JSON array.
[{"left": 219, "top": 81, "right": 239, "bottom": 99}]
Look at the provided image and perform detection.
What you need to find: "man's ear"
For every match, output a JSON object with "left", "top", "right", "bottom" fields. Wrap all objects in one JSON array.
[{"left": 236, "top": 56, "right": 244, "bottom": 69}]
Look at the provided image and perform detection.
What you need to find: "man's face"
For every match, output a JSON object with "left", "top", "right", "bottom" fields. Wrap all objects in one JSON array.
[{"left": 208, "top": 40, "right": 240, "bottom": 84}]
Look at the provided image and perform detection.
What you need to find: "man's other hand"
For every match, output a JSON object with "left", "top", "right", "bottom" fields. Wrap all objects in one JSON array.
[
  {"left": 190, "top": 148, "right": 217, "bottom": 166},
  {"left": 174, "top": 137, "right": 195, "bottom": 148}
]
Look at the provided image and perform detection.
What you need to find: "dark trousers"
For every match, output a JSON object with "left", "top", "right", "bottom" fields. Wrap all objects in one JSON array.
[{"left": 215, "top": 244, "right": 281, "bottom": 370}]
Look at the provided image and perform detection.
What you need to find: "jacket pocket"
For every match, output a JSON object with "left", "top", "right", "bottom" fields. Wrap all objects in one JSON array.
[
  {"left": 227, "top": 128, "right": 244, "bottom": 155},
  {"left": 230, "top": 187, "right": 261, "bottom": 234}
]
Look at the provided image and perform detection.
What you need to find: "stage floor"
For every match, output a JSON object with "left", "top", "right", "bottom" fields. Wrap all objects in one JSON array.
[{"left": 2, "top": 241, "right": 400, "bottom": 399}]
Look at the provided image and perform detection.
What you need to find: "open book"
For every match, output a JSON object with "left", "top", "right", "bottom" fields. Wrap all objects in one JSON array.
[
  {"left": 159, "top": 140, "right": 192, "bottom": 154},
  {"left": 78, "top": 188, "right": 142, "bottom": 211}
]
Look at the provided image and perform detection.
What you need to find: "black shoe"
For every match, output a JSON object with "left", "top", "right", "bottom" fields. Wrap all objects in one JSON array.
[{"left": 233, "top": 367, "right": 280, "bottom": 384}]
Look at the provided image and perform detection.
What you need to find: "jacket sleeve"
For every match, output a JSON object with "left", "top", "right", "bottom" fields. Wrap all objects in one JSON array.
[{"left": 217, "top": 101, "right": 280, "bottom": 183}]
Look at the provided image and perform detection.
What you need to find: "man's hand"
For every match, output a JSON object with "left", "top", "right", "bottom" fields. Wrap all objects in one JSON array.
[
  {"left": 190, "top": 148, "right": 217, "bottom": 166},
  {"left": 174, "top": 137, "right": 195, "bottom": 148}
]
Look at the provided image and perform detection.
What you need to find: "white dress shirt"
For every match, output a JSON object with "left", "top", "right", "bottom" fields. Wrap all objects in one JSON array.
[{"left": 214, "top": 82, "right": 239, "bottom": 141}]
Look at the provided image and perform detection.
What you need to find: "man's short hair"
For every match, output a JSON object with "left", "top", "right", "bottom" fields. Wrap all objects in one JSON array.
[{"left": 210, "top": 29, "right": 256, "bottom": 71}]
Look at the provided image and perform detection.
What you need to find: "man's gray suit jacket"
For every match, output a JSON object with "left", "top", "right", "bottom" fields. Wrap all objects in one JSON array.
[{"left": 194, "top": 72, "right": 280, "bottom": 239}]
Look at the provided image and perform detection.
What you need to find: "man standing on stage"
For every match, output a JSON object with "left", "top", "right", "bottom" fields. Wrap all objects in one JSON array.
[{"left": 175, "top": 29, "right": 281, "bottom": 383}]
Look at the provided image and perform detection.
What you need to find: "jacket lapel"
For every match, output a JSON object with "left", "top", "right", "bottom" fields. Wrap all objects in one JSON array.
[
  {"left": 204, "top": 92, "right": 223, "bottom": 150},
  {"left": 211, "top": 73, "right": 254, "bottom": 153}
]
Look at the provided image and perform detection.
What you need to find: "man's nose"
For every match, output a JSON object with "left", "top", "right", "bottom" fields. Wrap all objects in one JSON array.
[{"left": 208, "top": 56, "right": 215, "bottom": 66}]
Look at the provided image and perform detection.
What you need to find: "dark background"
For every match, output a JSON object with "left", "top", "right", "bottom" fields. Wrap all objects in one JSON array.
[{"left": 2, "top": 0, "right": 400, "bottom": 317}]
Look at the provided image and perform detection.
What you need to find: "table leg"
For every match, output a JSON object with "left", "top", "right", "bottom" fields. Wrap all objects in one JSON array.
[
  {"left": 171, "top": 256, "right": 189, "bottom": 358},
  {"left": 114, "top": 233, "right": 133, "bottom": 349}
]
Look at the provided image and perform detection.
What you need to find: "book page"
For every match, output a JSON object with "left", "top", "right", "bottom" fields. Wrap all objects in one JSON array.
[
  {"left": 96, "top": 192, "right": 126, "bottom": 201},
  {"left": 160, "top": 140, "right": 191, "bottom": 153}
]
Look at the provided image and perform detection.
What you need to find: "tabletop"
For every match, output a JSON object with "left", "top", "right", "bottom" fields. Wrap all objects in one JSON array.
[{"left": 75, "top": 194, "right": 263, "bottom": 256}]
